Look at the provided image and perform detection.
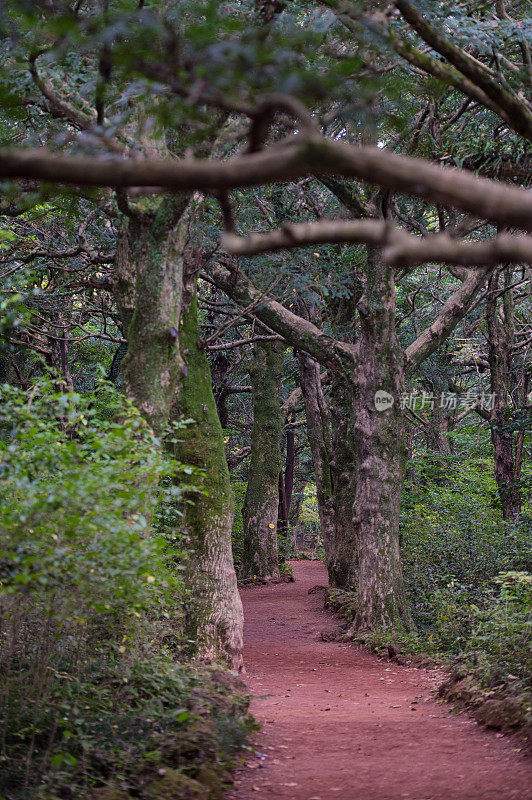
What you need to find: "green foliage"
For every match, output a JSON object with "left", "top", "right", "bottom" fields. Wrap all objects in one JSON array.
[
  {"left": 0, "top": 291, "right": 37, "bottom": 356},
  {"left": 295, "top": 484, "right": 322, "bottom": 554},
  {"left": 0, "top": 379, "right": 178, "bottom": 611},
  {"left": 397, "top": 454, "right": 532, "bottom": 687},
  {"left": 469, "top": 572, "right": 532, "bottom": 682},
  {"left": 0, "top": 379, "right": 248, "bottom": 799}
]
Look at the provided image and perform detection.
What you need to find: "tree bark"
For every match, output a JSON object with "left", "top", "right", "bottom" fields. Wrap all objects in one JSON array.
[
  {"left": 486, "top": 270, "right": 521, "bottom": 520},
  {"left": 329, "top": 374, "right": 366, "bottom": 590},
  {"left": 173, "top": 279, "right": 244, "bottom": 670},
  {"left": 422, "top": 384, "right": 451, "bottom": 453},
  {"left": 241, "top": 340, "right": 284, "bottom": 580},
  {"left": 114, "top": 196, "right": 189, "bottom": 435},
  {"left": 298, "top": 353, "right": 347, "bottom": 582},
  {"left": 288, "top": 480, "right": 306, "bottom": 528},
  {"left": 112, "top": 201, "right": 244, "bottom": 669},
  {"left": 349, "top": 249, "right": 413, "bottom": 631},
  {"left": 278, "top": 422, "right": 295, "bottom": 531}
]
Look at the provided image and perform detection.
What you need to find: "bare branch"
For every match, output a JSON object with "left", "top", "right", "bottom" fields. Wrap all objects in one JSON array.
[
  {"left": 206, "top": 334, "right": 283, "bottom": 351},
  {"left": 222, "top": 220, "right": 532, "bottom": 268},
  {"left": 2, "top": 138, "right": 532, "bottom": 230},
  {"left": 227, "top": 446, "right": 252, "bottom": 470},
  {"left": 208, "top": 259, "right": 354, "bottom": 373},
  {"left": 199, "top": 277, "right": 281, "bottom": 349},
  {"left": 385, "top": 231, "right": 532, "bottom": 269},
  {"left": 405, "top": 269, "right": 491, "bottom": 373}
]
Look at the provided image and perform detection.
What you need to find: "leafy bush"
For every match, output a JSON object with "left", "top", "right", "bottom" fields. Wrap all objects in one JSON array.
[
  {"left": 394, "top": 453, "right": 532, "bottom": 706},
  {"left": 0, "top": 380, "right": 249, "bottom": 799},
  {"left": 469, "top": 571, "right": 532, "bottom": 683},
  {"left": 401, "top": 455, "right": 531, "bottom": 644}
]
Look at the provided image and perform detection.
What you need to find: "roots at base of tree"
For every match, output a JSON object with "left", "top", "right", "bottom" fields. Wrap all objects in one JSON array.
[{"left": 323, "top": 586, "right": 415, "bottom": 636}]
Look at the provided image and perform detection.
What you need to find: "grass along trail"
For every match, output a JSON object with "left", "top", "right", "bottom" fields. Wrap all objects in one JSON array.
[{"left": 227, "top": 561, "right": 531, "bottom": 800}]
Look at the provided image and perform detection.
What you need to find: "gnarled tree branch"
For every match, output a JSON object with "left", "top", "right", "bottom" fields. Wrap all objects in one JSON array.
[
  {"left": 208, "top": 259, "right": 354, "bottom": 374},
  {"left": 405, "top": 269, "right": 491, "bottom": 374},
  {"left": 222, "top": 220, "right": 532, "bottom": 268},
  {"left": 2, "top": 138, "right": 532, "bottom": 230}
]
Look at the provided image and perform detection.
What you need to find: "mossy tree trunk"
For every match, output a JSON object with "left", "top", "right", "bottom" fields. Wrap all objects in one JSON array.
[
  {"left": 328, "top": 373, "right": 360, "bottom": 589},
  {"left": 298, "top": 352, "right": 343, "bottom": 581},
  {"left": 348, "top": 249, "right": 413, "bottom": 631},
  {"left": 486, "top": 270, "right": 522, "bottom": 520},
  {"left": 301, "top": 251, "right": 412, "bottom": 625},
  {"left": 241, "top": 340, "right": 285, "bottom": 580},
  {"left": 113, "top": 195, "right": 189, "bottom": 435},
  {"left": 172, "top": 278, "right": 244, "bottom": 670},
  {"left": 112, "top": 199, "right": 243, "bottom": 669},
  {"left": 277, "top": 422, "right": 295, "bottom": 536},
  {"left": 423, "top": 401, "right": 452, "bottom": 453},
  {"left": 299, "top": 253, "right": 412, "bottom": 623},
  {"left": 288, "top": 479, "right": 305, "bottom": 528}
]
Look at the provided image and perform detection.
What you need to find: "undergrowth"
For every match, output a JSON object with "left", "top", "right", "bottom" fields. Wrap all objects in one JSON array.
[{"left": 0, "top": 380, "right": 251, "bottom": 800}]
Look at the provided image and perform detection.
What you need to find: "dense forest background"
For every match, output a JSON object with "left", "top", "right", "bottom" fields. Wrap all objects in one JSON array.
[{"left": 0, "top": 1, "right": 531, "bottom": 798}]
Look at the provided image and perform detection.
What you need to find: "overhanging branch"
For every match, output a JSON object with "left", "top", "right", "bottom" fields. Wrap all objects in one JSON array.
[
  {"left": 208, "top": 259, "right": 354, "bottom": 374},
  {"left": 1, "top": 137, "right": 532, "bottom": 231},
  {"left": 222, "top": 221, "right": 532, "bottom": 268},
  {"left": 405, "top": 269, "right": 491, "bottom": 373}
]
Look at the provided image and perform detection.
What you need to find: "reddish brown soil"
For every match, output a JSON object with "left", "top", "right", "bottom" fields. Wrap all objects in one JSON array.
[{"left": 227, "top": 561, "right": 531, "bottom": 800}]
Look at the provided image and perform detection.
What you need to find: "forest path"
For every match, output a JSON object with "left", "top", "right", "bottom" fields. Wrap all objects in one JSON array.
[{"left": 227, "top": 561, "right": 531, "bottom": 800}]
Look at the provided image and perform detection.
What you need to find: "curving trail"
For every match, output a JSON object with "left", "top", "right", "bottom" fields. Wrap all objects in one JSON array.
[{"left": 227, "top": 561, "right": 531, "bottom": 800}]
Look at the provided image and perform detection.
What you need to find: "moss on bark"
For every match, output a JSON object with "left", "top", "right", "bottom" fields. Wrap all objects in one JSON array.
[
  {"left": 172, "top": 284, "right": 244, "bottom": 670},
  {"left": 348, "top": 249, "right": 413, "bottom": 631},
  {"left": 117, "top": 195, "right": 189, "bottom": 435},
  {"left": 241, "top": 340, "right": 284, "bottom": 580}
]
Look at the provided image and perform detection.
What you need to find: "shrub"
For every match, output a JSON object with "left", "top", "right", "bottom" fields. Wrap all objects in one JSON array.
[
  {"left": 401, "top": 455, "right": 531, "bottom": 642},
  {"left": 0, "top": 380, "right": 249, "bottom": 799},
  {"left": 469, "top": 571, "right": 532, "bottom": 684}
]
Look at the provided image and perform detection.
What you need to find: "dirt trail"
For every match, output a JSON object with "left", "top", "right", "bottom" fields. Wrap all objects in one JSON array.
[{"left": 227, "top": 561, "right": 531, "bottom": 800}]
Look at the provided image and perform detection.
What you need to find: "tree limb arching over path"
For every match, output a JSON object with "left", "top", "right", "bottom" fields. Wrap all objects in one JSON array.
[{"left": 1, "top": 137, "right": 532, "bottom": 231}]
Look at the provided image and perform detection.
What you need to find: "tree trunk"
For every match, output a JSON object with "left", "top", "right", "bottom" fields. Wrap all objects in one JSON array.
[
  {"left": 241, "top": 340, "right": 284, "bottom": 580},
  {"left": 328, "top": 373, "right": 360, "bottom": 589},
  {"left": 284, "top": 424, "right": 296, "bottom": 512},
  {"left": 115, "top": 196, "right": 189, "bottom": 435},
  {"left": 173, "top": 280, "right": 244, "bottom": 670},
  {"left": 288, "top": 479, "right": 306, "bottom": 528},
  {"left": 277, "top": 419, "right": 296, "bottom": 564},
  {"left": 278, "top": 420, "right": 295, "bottom": 525},
  {"left": 106, "top": 341, "right": 128, "bottom": 387},
  {"left": 277, "top": 469, "right": 288, "bottom": 536},
  {"left": 298, "top": 352, "right": 355, "bottom": 586},
  {"left": 423, "top": 398, "right": 451, "bottom": 453},
  {"left": 112, "top": 201, "right": 244, "bottom": 669},
  {"left": 349, "top": 249, "right": 413, "bottom": 631},
  {"left": 486, "top": 270, "right": 521, "bottom": 520}
]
